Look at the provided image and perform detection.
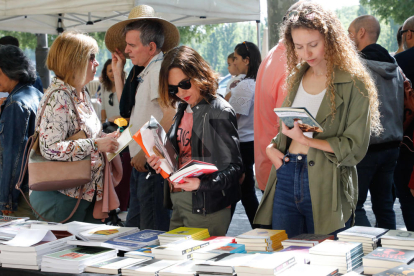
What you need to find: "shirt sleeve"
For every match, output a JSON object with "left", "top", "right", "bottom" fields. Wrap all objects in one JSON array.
[
  {"left": 229, "top": 79, "right": 255, "bottom": 116},
  {"left": 38, "top": 90, "right": 96, "bottom": 161}
]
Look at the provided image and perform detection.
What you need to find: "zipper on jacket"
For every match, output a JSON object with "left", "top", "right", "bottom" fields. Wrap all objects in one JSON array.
[
  {"left": 202, "top": 113, "right": 207, "bottom": 162},
  {"left": 203, "top": 192, "right": 206, "bottom": 216}
]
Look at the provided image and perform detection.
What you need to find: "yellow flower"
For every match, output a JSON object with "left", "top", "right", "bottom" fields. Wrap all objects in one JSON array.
[{"left": 114, "top": 118, "right": 128, "bottom": 127}]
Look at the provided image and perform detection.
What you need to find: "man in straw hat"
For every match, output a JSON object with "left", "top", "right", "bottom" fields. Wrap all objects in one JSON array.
[{"left": 105, "top": 4, "right": 179, "bottom": 230}]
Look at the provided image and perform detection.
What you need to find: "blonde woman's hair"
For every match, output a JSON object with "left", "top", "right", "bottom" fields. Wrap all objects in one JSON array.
[
  {"left": 47, "top": 31, "right": 98, "bottom": 88},
  {"left": 281, "top": 2, "right": 382, "bottom": 136}
]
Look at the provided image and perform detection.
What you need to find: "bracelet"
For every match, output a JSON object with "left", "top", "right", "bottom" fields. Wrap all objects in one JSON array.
[{"left": 93, "top": 140, "right": 99, "bottom": 152}]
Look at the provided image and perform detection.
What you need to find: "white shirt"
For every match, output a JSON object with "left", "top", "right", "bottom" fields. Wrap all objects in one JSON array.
[
  {"left": 225, "top": 74, "right": 246, "bottom": 96},
  {"left": 291, "top": 78, "right": 326, "bottom": 138},
  {"left": 229, "top": 78, "right": 255, "bottom": 142},
  {"left": 100, "top": 86, "right": 120, "bottom": 120},
  {"left": 129, "top": 52, "right": 165, "bottom": 157}
]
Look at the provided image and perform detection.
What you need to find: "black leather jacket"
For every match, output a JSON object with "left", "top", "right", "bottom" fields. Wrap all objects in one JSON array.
[{"left": 165, "top": 95, "right": 243, "bottom": 215}]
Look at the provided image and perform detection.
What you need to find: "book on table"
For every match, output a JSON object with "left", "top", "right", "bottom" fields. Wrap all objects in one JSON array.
[
  {"left": 158, "top": 227, "right": 210, "bottom": 244},
  {"left": 193, "top": 243, "right": 246, "bottom": 260},
  {"left": 152, "top": 239, "right": 210, "bottom": 257},
  {"left": 113, "top": 229, "right": 163, "bottom": 245},
  {"left": 158, "top": 259, "right": 203, "bottom": 276},
  {"left": 281, "top": 233, "right": 335, "bottom": 248},
  {"left": 279, "top": 246, "right": 311, "bottom": 264},
  {"left": 133, "top": 116, "right": 218, "bottom": 183},
  {"left": 84, "top": 257, "right": 148, "bottom": 275},
  {"left": 30, "top": 221, "right": 106, "bottom": 241},
  {"left": 363, "top": 247, "right": 414, "bottom": 275},
  {"left": 337, "top": 226, "right": 388, "bottom": 255},
  {"left": 277, "top": 264, "right": 339, "bottom": 276},
  {"left": 0, "top": 215, "right": 29, "bottom": 226},
  {"left": 236, "top": 228, "right": 287, "bottom": 251},
  {"left": 380, "top": 229, "right": 414, "bottom": 249},
  {"left": 234, "top": 253, "right": 296, "bottom": 275},
  {"left": 77, "top": 225, "right": 139, "bottom": 241},
  {"left": 274, "top": 107, "right": 323, "bottom": 132},
  {"left": 195, "top": 253, "right": 256, "bottom": 274},
  {"left": 372, "top": 264, "right": 414, "bottom": 276},
  {"left": 106, "top": 125, "right": 134, "bottom": 162},
  {"left": 125, "top": 245, "right": 158, "bottom": 260},
  {"left": 41, "top": 246, "right": 118, "bottom": 274},
  {"left": 68, "top": 239, "right": 145, "bottom": 251},
  {"left": 121, "top": 259, "right": 178, "bottom": 276}
]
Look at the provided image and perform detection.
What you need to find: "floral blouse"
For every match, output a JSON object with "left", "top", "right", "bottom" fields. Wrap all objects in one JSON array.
[{"left": 36, "top": 78, "right": 104, "bottom": 202}]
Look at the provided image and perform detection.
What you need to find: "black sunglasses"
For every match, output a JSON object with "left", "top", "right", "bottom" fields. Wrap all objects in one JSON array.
[
  {"left": 168, "top": 78, "right": 192, "bottom": 95},
  {"left": 109, "top": 92, "right": 114, "bottom": 106},
  {"left": 401, "top": 30, "right": 414, "bottom": 35}
]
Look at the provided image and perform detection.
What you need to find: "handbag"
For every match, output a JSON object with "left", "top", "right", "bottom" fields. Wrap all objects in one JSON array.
[{"left": 15, "top": 88, "right": 92, "bottom": 223}]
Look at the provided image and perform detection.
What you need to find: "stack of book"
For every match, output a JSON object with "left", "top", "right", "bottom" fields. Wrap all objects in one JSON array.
[
  {"left": 0, "top": 215, "right": 29, "bottom": 226},
  {"left": 380, "top": 230, "right": 414, "bottom": 250},
  {"left": 192, "top": 243, "right": 246, "bottom": 260},
  {"left": 337, "top": 226, "right": 388, "bottom": 254},
  {"left": 309, "top": 240, "right": 364, "bottom": 274},
  {"left": 362, "top": 247, "right": 414, "bottom": 275},
  {"left": 278, "top": 264, "right": 339, "bottom": 276},
  {"left": 235, "top": 229, "right": 288, "bottom": 252},
  {"left": 85, "top": 257, "right": 149, "bottom": 275},
  {"left": 0, "top": 229, "right": 75, "bottom": 270},
  {"left": 41, "top": 246, "right": 118, "bottom": 273},
  {"left": 281, "top": 233, "right": 335, "bottom": 248},
  {"left": 151, "top": 239, "right": 210, "bottom": 260},
  {"left": 0, "top": 220, "right": 59, "bottom": 241},
  {"left": 158, "top": 227, "right": 210, "bottom": 245},
  {"left": 195, "top": 253, "right": 256, "bottom": 275},
  {"left": 76, "top": 225, "right": 139, "bottom": 242},
  {"left": 159, "top": 259, "right": 202, "bottom": 276},
  {"left": 121, "top": 259, "right": 177, "bottom": 276},
  {"left": 279, "top": 246, "right": 311, "bottom": 264},
  {"left": 372, "top": 264, "right": 414, "bottom": 276},
  {"left": 125, "top": 245, "right": 158, "bottom": 260},
  {"left": 234, "top": 253, "right": 296, "bottom": 276}
]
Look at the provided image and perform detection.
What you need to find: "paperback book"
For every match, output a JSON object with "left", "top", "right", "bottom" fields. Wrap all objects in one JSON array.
[
  {"left": 274, "top": 107, "right": 323, "bottom": 132},
  {"left": 125, "top": 245, "right": 158, "bottom": 260},
  {"left": 85, "top": 257, "right": 148, "bottom": 275},
  {"left": 372, "top": 264, "right": 414, "bottom": 276},
  {"left": 121, "top": 259, "right": 177, "bottom": 276},
  {"left": 282, "top": 233, "right": 334, "bottom": 248},
  {"left": 363, "top": 247, "right": 414, "bottom": 275}
]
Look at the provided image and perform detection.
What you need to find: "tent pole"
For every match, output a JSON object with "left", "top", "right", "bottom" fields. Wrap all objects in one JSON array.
[
  {"left": 36, "top": 34, "right": 50, "bottom": 90},
  {"left": 256, "top": 20, "right": 261, "bottom": 52}
]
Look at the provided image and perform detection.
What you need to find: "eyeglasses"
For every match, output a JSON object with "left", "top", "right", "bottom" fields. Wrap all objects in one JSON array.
[
  {"left": 168, "top": 78, "right": 192, "bottom": 95},
  {"left": 89, "top": 54, "right": 96, "bottom": 62},
  {"left": 243, "top": 41, "right": 249, "bottom": 52},
  {"left": 401, "top": 30, "right": 414, "bottom": 35},
  {"left": 109, "top": 92, "right": 114, "bottom": 106}
]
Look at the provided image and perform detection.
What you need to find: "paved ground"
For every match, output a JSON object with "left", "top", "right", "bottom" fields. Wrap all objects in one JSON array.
[{"left": 227, "top": 187, "right": 407, "bottom": 237}]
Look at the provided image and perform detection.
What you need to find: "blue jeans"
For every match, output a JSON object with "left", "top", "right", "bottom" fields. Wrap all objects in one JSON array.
[
  {"left": 272, "top": 152, "right": 314, "bottom": 237},
  {"left": 394, "top": 148, "right": 414, "bottom": 231},
  {"left": 125, "top": 169, "right": 170, "bottom": 230},
  {"left": 355, "top": 148, "right": 398, "bottom": 229}
]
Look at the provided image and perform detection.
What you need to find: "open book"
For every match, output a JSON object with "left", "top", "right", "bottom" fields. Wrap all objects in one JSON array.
[
  {"left": 133, "top": 116, "right": 218, "bottom": 183},
  {"left": 274, "top": 107, "right": 323, "bottom": 132},
  {"left": 106, "top": 125, "right": 133, "bottom": 162}
]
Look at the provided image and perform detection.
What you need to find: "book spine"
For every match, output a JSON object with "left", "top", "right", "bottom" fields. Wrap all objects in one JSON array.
[{"left": 181, "top": 242, "right": 210, "bottom": 255}]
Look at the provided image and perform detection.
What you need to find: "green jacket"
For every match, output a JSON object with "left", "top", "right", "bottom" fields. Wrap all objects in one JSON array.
[{"left": 254, "top": 64, "right": 371, "bottom": 234}]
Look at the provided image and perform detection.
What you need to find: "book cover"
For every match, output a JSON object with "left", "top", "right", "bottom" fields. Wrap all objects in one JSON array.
[
  {"left": 373, "top": 264, "right": 414, "bottom": 276},
  {"left": 152, "top": 239, "right": 210, "bottom": 255},
  {"left": 169, "top": 160, "right": 218, "bottom": 184},
  {"left": 286, "top": 233, "right": 335, "bottom": 242},
  {"left": 114, "top": 229, "right": 164, "bottom": 244},
  {"left": 309, "top": 240, "right": 363, "bottom": 257},
  {"left": 106, "top": 125, "right": 133, "bottom": 162},
  {"left": 85, "top": 257, "right": 146, "bottom": 274},
  {"left": 381, "top": 230, "right": 414, "bottom": 241},
  {"left": 125, "top": 245, "right": 157, "bottom": 259},
  {"left": 209, "top": 243, "right": 245, "bottom": 254},
  {"left": 234, "top": 253, "right": 296, "bottom": 275},
  {"left": 274, "top": 107, "right": 323, "bottom": 132},
  {"left": 203, "top": 236, "right": 236, "bottom": 244},
  {"left": 364, "top": 248, "right": 414, "bottom": 265},
  {"left": 44, "top": 246, "right": 114, "bottom": 262},
  {"left": 236, "top": 229, "right": 286, "bottom": 243},
  {"left": 160, "top": 227, "right": 209, "bottom": 238},
  {"left": 338, "top": 226, "right": 388, "bottom": 240}
]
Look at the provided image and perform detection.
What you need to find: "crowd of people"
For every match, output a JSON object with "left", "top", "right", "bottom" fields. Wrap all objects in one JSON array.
[{"left": 0, "top": 1, "right": 413, "bottom": 238}]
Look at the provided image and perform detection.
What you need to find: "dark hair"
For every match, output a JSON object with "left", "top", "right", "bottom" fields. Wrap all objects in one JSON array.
[
  {"left": 100, "top": 59, "right": 125, "bottom": 91},
  {"left": 123, "top": 20, "right": 164, "bottom": 50},
  {"left": 0, "top": 36, "right": 19, "bottom": 47},
  {"left": 159, "top": 46, "right": 219, "bottom": 108},
  {"left": 0, "top": 45, "right": 36, "bottom": 84},
  {"left": 397, "top": 26, "right": 403, "bottom": 47},
  {"left": 227, "top": 53, "right": 234, "bottom": 60},
  {"left": 234, "top": 41, "right": 261, "bottom": 80}
]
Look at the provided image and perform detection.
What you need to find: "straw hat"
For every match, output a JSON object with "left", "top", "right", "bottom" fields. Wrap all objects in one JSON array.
[{"left": 105, "top": 5, "right": 180, "bottom": 57}]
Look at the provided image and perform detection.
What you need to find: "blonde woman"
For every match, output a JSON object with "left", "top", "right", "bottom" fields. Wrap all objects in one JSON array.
[
  {"left": 254, "top": 2, "right": 382, "bottom": 236},
  {"left": 30, "top": 31, "right": 119, "bottom": 223}
]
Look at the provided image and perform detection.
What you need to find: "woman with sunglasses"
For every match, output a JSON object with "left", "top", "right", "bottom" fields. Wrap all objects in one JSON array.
[
  {"left": 99, "top": 59, "right": 125, "bottom": 133},
  {"left": 228, "top": 41, "right": 261, "bottom": 228},
  {"left": 254, "top": 2, "right": 382, "bottom": 237},
  {"left": 146, "top": 46, "right": 243, "bottom": 236}
]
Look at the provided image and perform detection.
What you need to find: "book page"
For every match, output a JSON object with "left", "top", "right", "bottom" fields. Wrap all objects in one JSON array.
[
  {"left": 106, "top": 125, "right": 133, "bottom": 162},
  {"left": 3, "top": 229, "right": 56, "bottom": 247}
]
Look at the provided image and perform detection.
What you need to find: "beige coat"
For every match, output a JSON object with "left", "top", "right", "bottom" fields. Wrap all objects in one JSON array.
[{"left": 254, "top": 64, "right": 371, "bottom": 234}]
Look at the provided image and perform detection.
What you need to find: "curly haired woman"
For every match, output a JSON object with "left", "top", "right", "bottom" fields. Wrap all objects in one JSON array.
[{"left": 254, "top": 2, "right": 382, "bottom": 237}]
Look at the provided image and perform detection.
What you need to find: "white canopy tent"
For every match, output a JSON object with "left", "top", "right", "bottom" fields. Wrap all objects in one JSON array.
[{"left": 0, "top": 0, "right": 260, "bottom": 34}]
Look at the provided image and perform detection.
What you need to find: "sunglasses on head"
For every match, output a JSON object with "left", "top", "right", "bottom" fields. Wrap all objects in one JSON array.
[{"left": 168, "top": 78, "right": 192, "bottom": 95}]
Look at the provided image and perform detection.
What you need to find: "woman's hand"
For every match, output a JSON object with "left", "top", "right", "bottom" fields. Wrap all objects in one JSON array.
[
  {"left": 172, "top": 178, "right": 201, "bottom": 191},
  {"left": 95, "top": 136, "right": 119, "bottom": 153},
  {"left": 281, "top": 121, "right": 308, "bottom": 145},
  {"left": 146, "top": 155, "right": 162, "bottom": 174},
  {"left": 266, "top": 143, "right": 285, "bottom": 169},
  {"left": 106, "top": 130, "right": 120, "bottom": 139}
]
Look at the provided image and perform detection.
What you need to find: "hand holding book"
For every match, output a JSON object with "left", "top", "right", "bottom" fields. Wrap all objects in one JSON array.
[{"left": 281, "top": 121, "right": 310, "bottom": 146}]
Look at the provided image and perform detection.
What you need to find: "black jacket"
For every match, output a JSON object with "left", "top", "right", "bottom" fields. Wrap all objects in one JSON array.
[
  {"left": 119, "top": 65, "right": 145, "bottom": 118},
  {"left": 165, "top": 96, "right": 243, "bottom": 215}
]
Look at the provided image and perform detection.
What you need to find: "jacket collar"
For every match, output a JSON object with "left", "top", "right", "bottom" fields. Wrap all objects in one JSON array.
[
  {"left": 285, "top": 63, "right": 351, "bottom": 126},
  {"left": 9, "top": 82, "right": 26, "bottom": 97}
]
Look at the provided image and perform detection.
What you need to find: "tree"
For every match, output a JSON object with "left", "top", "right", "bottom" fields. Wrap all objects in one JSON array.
[
  {"left": 267, "top": 0, "right": 297, "bottom": 49},
  {"left": 359, "top": 0, "right": 414, "bottom": 24}
]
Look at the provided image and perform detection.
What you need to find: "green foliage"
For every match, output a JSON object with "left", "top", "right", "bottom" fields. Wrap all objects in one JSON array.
[
  {"left": 336, "top": 4, "right": 401, "bottom": 53},
  {"left": 360, "top": 0, "right": 414, "bottom": 24}
]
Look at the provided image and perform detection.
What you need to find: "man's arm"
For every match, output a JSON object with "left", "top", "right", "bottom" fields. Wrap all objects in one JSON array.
[{"left": 112, "top": 50, "right": 126, "bottom": 102}]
